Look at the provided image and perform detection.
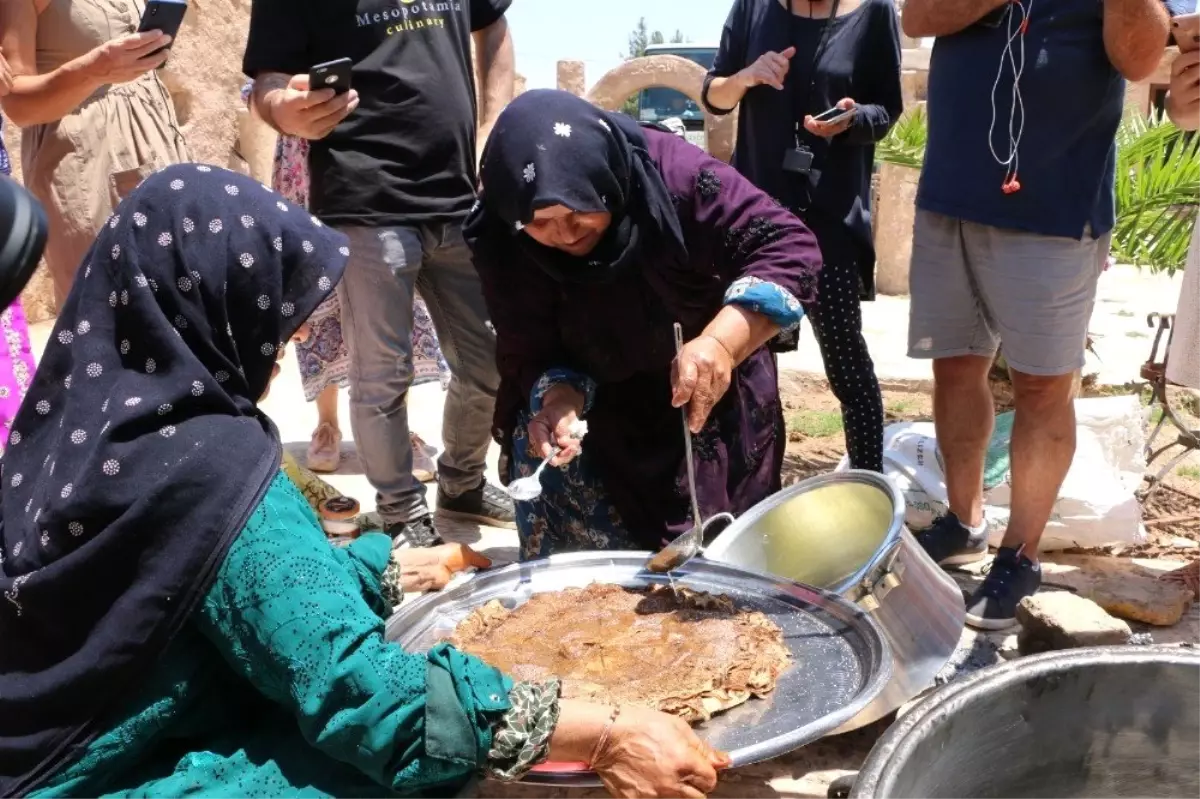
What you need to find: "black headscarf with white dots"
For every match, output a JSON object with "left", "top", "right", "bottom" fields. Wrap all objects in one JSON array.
[
  {"left": 464, "top": 89, "right": 687, "bottom": 285},
  {"left": 0, "top": 165, "right": 348, "bottom": 794}
]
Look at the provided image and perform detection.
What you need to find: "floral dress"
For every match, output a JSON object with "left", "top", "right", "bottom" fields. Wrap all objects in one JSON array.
[
  {"left": 245, "top": 81, "right": 451, "bottom": 400},
  {"left": 0, "top": 119, "right": 37, "bottom": 456}
]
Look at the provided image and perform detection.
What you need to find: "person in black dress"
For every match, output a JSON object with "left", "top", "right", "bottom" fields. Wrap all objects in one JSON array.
[{"left": 703, "top": 0, "right": 902, "bottom": 472}]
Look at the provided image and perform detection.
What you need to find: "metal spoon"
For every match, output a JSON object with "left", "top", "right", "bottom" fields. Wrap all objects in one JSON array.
[
  {"left": 646, "top": 323, "right": 716, "bottom": 574},
  {"left": 506, "top": 446, "right": 561, "bottom": 502}
]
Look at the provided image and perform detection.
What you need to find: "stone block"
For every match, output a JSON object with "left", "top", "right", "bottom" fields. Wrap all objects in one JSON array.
[
  {"left": 557, "top": 60, "right": 587, "bottom": 97},
  {"left": 1039, "top": 555, "right": 1195, "bottom": 627},
  {"left": 873, "top": 161, "right": 920, "bottom": 296},
  {"left": 1016, "top": 591, "right": 1132, "bottom": 655}
]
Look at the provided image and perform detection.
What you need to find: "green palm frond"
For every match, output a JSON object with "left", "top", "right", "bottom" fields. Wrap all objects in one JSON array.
[
  {"left": 876, "top": 105, "right": 928, "bottom": 170},
  {"left": 873, "top": 108, "right": 1199, "bottom": 275}
]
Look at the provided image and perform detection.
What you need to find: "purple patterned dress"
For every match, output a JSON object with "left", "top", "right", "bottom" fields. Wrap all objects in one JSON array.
[{"left": 0, "top": 119, "right": 37, "bottom": 456}]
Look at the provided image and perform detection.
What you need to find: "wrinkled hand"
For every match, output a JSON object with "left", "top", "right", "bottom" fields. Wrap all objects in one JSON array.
[
  {"left": 395, "top": 543, "right": 492, "bottom": 593},
  {"left": 672, "top": 335, "right": 734, "bottom": 434},
  {"left": 267, "top": 73, "right": 359, "bottom": 140},
  {"left": 594, "top": 707, "right": 731, "bottom": 798},
  {"left": 804, "top": 97, "right": 857, "bottom": 138},
  {"left": 83, "top": 32, "right": 172, "bottom": 85},
  {"left": 0, "top": 48, "right": 12, "bottom": 97},
  {"left": 735, "top": 47, "right": 796, "bottom": 91},
  {"left": 1167, "top": 49, "right": 1200, "bottom": 131},
  {"left": 528, "top": 384, "right": 585, "bottom": 467}
]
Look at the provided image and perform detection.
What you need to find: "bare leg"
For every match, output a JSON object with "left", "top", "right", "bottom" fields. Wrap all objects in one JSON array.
[
  {"left": 932, "top": 355, "right": 994, "bottom": 527},
  {"left": 1002, "top": 369, "right": 1078, "bottom": 561},
  {"left": 315, "top": 385, "right": 339, "bottom": 430}
]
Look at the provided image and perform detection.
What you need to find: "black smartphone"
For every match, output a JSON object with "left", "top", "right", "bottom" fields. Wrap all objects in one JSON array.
[
  {"left": 136, "top": 0, "right": 188, "bottom": 56},
  {"left": 310, "top": 58, "right": 353, "bottom": 95}
]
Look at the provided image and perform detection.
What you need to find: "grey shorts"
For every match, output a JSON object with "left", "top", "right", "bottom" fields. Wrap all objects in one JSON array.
[{"left": 907, "top": 209, "right": 1109, "bottom": 376}]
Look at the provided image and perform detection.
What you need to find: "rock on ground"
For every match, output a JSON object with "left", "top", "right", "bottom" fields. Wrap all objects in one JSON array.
[
  {"left": 1016, "top": 591, "right": 1133, "bottom": 654},
  {"left": 1040, "top": 555, "right": 1195, "bottom": 626}
]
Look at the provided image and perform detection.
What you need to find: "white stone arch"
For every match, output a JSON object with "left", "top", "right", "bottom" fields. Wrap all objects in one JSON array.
[{"left": 584, "top": 55, "right": 737, "bottom": 164}]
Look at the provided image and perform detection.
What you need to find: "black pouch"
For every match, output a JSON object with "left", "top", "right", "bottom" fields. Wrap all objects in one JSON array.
[{"left": 782, "top": 145, "right": 815, "bottom": 175}]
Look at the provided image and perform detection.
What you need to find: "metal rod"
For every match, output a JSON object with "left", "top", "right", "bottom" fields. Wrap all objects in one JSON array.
[{"left": 674, "top": 323, "right": 702, "bottom": 534}]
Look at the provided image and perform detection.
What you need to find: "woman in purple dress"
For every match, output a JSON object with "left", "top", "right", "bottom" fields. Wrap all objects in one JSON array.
[{"left": 465, "top": 90, "right": 823, "bottom": 559}]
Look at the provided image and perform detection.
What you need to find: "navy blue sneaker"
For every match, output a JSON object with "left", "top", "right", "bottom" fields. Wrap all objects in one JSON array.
[
  {"left": 965, "top": 546, "right": 1042, "bottom": 630},
  {"left": 915, "top": 512, "right": 989, "bottom": 566}
]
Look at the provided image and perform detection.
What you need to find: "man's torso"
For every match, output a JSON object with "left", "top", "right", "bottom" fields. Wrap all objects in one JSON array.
[
  {"left": 918, "top": 0, "right": 1124, "bottom": 239},
  {"left": 296, "top": 0, "right": 496, "bottom": 226}
]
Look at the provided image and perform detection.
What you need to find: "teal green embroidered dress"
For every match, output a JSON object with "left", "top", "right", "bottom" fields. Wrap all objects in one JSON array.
[{"left": 31, "top": 474, "right": 557, "bottom": 798}]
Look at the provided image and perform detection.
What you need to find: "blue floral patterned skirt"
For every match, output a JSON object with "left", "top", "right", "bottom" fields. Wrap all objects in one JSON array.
[{"left": 510, "top": 413, "right": 640, "bottom": 560}]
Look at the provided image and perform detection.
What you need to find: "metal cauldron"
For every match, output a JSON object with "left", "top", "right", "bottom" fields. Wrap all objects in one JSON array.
[
  {"left": 849, "top": 646, "right": 1200, "bottom": 798},
  {"left": 703, "top": 470, "right": 965, "bottom": 731}
]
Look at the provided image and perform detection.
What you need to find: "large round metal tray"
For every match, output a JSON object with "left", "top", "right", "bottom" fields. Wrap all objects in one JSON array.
[{"left": 385, "top": 551, "right": 893, "bottom": 787}]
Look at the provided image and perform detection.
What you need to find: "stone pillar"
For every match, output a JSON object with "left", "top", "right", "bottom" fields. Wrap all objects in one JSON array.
[
  {"left": 1124, "top": 80, "right": 1152, "bottom": 118},
  {"left": 874, "top": 162, "right": 921, "bottom": 296},
  {"left": 557, "top": 61, "right": 587, "bottom": 97}
]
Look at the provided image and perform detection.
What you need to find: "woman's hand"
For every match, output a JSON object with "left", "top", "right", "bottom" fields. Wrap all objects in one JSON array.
[
  {"left": 672, "top": 335, "right": 734, "bottom": 434},
  {"left": 803, "top": 97, "right": 857, "bottom": 138},
  {"left": 393, "top": 543, "right": 492, "bottom": 593},
  {"left": 596, "top": 707, "right": 730, "bottom": 798},
  {"left": 1166, "top": 49, "right": 1200, "bottom": 132},
  {"left": 528, "top": 383, "right": 586, "bottom": 467},
  {"left": 735, "top": 47, "right": 796, "bottom": 91},
  {"left": 0, "top": 48, "right": 13, "bottom": 97},
  {"left": 82, "top": 32, "right": 172, "bottom": 85}
]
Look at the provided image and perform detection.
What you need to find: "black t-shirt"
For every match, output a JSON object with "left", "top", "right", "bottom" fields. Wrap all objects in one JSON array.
[{"left": 243, "top": 0, "right": 510, "bottom": 226}]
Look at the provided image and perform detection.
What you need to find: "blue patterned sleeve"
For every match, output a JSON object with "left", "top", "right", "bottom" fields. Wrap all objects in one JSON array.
[
  {"left": 530, "top": 367, "right": 597, "bottom": 415},
  {"left": 724, "top": 275, "right": 805, "bottom": 333},
  {"left": 193, "top": 472, "right": 514, "bottom": 794}
]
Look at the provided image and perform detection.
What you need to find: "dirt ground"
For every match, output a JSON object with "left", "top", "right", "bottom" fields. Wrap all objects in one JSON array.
[{"left": 779, "top": 374, "right": 1200, "bottom": 556}]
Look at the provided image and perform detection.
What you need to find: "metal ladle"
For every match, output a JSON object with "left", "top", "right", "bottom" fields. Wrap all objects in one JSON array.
[{"left": 646, "top": 323, "right": 734, "bottom": 573}]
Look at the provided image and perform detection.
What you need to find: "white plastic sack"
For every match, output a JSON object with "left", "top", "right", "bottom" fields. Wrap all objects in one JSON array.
[{"left": 836, "top": 395, "right": 1147, "bottom": 551}]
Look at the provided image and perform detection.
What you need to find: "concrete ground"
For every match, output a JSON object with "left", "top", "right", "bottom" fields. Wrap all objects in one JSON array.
[{"left": 23, "top": 260, "right": 1193, "bottom": 799}]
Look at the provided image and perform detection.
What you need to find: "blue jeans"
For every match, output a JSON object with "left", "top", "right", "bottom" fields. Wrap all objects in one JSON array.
[{"left": 335, "top": 223, "right": 499, "bottom": 524}]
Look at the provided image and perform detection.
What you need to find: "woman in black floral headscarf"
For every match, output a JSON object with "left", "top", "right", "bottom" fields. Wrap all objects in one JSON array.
[{"left": 0, "top": 165, "right": 726, "bottom": 799}]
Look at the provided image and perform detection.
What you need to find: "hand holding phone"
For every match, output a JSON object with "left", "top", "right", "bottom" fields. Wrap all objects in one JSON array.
[
  {"left": 804, "top": 99, "right": 858, "bottom": 138},
  {"left": 84, "top": 31, "right": 173, "bottom": 85},
  {"left": 267, "top": 72, "right": 359, "bottom": 141}
]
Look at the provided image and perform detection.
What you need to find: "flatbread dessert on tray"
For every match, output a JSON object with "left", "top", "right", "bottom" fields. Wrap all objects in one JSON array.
[{"left": 450, "top": 583, "right": 791, "bottom": 723}]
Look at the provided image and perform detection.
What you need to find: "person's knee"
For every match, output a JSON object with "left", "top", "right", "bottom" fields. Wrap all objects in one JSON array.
[
  {"left": 933, "top": 354, "right": 992, "bottom": 387},
  {"left": 1010, "top": 370, "right": 1076, "bottom": 414}
]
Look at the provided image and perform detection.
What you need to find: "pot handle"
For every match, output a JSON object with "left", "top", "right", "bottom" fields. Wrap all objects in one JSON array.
[
  {"left": 856, "top": 538, "right": 905, "bottom": 612},
  {"left": 827, "top": 772, "right": 857, "bottom": 799}
]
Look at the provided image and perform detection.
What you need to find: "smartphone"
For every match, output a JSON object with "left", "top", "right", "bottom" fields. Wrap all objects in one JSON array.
[
  {"left": 1171, "top": 13, "right": 1199, "bottom": 52},
  {"left": 811, "top": 106, "right": 856, "bottom": 126},
  {"left": 136, "top": 0, "right": 188, "bottom": 55},
  {"left": 310, "top": 58, "right": 353, "bottom": 95}
]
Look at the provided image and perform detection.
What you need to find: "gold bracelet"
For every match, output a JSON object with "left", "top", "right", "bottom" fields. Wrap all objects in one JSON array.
[
  {"left": 701, "top": 333, "right": 736, "bottom": 360},
  {"left": 589, "top": 706, "right": 622, "bottom": 767}
]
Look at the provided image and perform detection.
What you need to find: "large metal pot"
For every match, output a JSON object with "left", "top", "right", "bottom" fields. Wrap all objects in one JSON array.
[
  {"left": 703, "top": 470, "right": 964, "bottom": 731},
  {"left": 850, "top": 646, "right": 1200, "bottom": 798}
]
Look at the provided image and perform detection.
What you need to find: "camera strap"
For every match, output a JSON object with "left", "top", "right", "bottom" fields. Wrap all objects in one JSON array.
[{"left": 787, "top": 0, "right": 841, "bottom": 149}]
